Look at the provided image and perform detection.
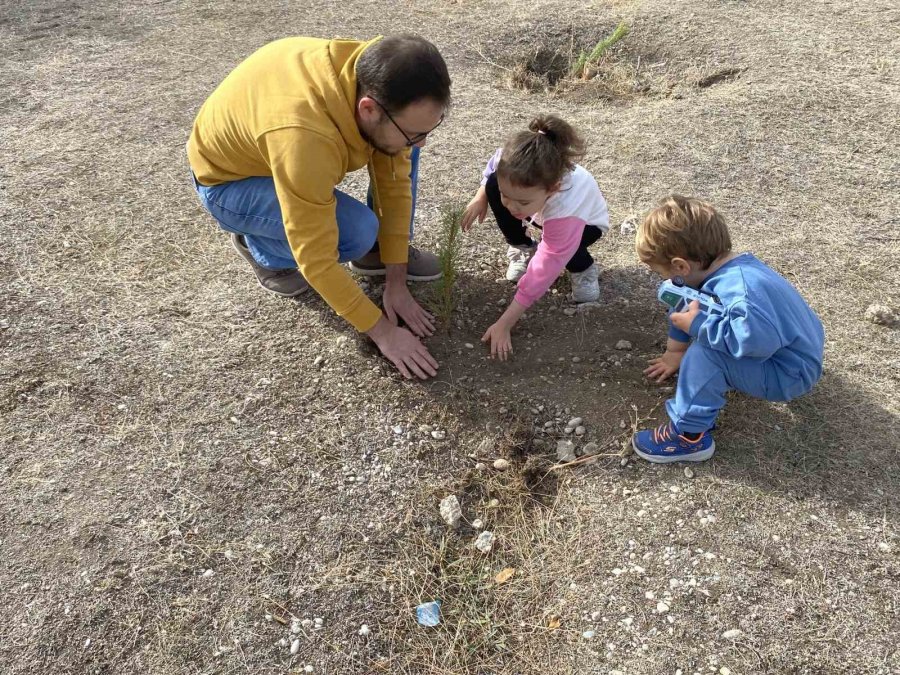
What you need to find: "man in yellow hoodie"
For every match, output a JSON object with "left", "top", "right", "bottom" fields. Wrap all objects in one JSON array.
[{"left": 188, "top": 35, "right": 450, "bottom": 380}]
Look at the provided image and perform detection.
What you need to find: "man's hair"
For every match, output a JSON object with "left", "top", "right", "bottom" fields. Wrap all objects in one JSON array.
[
  {"left": 497, "top": 114, "right": 586, "bottom": 190},
  {"left": 636, "top": 195, "right": 732, "bottom": 269},
  {"left": 356, "top": 35, "right": 451, "bottom": 111}
]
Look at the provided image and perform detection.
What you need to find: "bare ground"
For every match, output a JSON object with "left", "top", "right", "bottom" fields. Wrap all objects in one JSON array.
[{"left": 1, "top": 0, "right": 899, "bottom": 673}]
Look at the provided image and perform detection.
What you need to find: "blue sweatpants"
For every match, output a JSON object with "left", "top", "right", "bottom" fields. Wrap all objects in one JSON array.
[
  {"left": 194, "top": 147, "right": 420, "bottom": 270},
  {"left": 668, "top": 343, "right": 813, "bottom": 434}
]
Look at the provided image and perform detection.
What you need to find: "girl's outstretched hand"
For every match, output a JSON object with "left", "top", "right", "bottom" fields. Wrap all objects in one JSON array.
[
  {"left": 481, "top": 321, "right": 513, "bottom": 361},
  {"left": 461, "top": 188, "right": 488, "bottom": 232}
]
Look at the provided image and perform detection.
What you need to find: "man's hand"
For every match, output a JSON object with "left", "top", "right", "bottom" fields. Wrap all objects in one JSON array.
[
  {"left": 644, "top": 350, "right": 686, "bottom": 383},
  {"left": 670, "top": 299, "right": 702, "bottom": 333},
  {"left": 367, "top": 316, "right": 438, "bottom": 380},
  {"left": 383, "top": 265, "right": 435, "bottom": 338},
  {"left": 461, "top": 187, "right": 488, "bottom": 232},
  {"left": 481, "top": 321, "right": 513, "bottom": 361}
]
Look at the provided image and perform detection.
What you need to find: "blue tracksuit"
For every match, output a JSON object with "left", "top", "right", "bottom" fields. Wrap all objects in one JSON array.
[{"left": 666, "top": 253, "right": 824, "bottom": 433}]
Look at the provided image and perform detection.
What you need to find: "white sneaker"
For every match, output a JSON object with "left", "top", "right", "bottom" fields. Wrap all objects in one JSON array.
[
  {"left": 570, "top": 263, "right": 600, "bottom": 303},
  {"left": 506, "top": 244, "right": 536, "bottom": 282}
]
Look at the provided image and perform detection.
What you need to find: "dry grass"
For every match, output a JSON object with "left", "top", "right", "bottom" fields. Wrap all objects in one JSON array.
[{"left": 2, "top": 0, "right": 899, "bottom": 673}]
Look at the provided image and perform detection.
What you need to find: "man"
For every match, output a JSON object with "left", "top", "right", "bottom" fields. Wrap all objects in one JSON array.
[{"left": 188, "top": 35, "right": 451, "bottom": 379}]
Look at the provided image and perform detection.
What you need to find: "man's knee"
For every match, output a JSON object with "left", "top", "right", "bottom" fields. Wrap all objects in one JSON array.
[{"left": 341, "top": 207, "right": 379, "bottom": 261}]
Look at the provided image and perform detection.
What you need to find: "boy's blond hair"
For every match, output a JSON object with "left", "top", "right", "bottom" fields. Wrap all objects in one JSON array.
[{"left": 636, "top": 195, "right": 732, "bottom": 269}]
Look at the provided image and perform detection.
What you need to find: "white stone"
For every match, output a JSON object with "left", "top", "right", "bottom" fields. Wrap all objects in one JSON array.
[
  {"left": 202, "top": 569, "right": 214, "bottom": 578},
  {"left": 464, "top": 343, "right": 474, "bottom": 349},
  {"left": 392, "top": 425, "right": 404, "bottom": 435},
  {"left": 620, "top": 457, "right": 629, "bottom": 467},
  {"left": 568, "top": 417, "right": 583, "bottom": 427},
  {"left": 878, "top": 542, "right": 891, "bottom": 552},
  {"left": 684, "top": 466, "right": 695, "bottom": 479},
  {"left": 582, "top": 442, "right": 599, "bottom": 456},
  {"left": 656, "top": 602, "right": 670, "bottom": 613},
  {"left": 556, "top": 440, "right": 576, "bottom": 462},
  {"left": 474, "top": 531, "right": 495, "bottom": 553},
  {"left": 305, "top": 666, "right": 314, "bottom": 673},
  {"left": 472, "top": 519, "right": 484, "bottom": 529},
  {"left": 722, "top": 629, "right": 742, "bottom": 640},
  {"left": 615, "top": 340, "right": 633, "bottom": 351},
  {"left": 563, "top": 307, "right": 577, "bottom": 316},
  {"left": 313, "top": 355, "right": 324, "bottom": 367},
  {"left": 582, "top": 630, "right": 596, "bottom": 639},
  {"left": 431, "top": 430, "right": 446, "bottom": 440},
  {"left": 439, "top": 495, "right": 462, "bottom": 528},
  {"left": 359, "top": 624, "right": 371, "bottom": 637},
  {"left": 493, "top": 459, "right": 509, "bottom": 471},
  {"left": 591, "top": 611, "right": 603, "bottom": 622},
  {"left": 290, "top": 639, "right": 300, "bottom": 655},
  {"left": 620, "top": 218, "right": 637, "bottom": 235},
  {"left": 301, "top": 618, "right": 314, "bottom": 628},
  {"left": 865, "top": 304, "right": 898, "bottom": 327},
  {"left": 475, "top": 462, "right": 486, "bottom": 471},
  {"left": 575, "top": 425, "right": 586, "bottom": 436}
]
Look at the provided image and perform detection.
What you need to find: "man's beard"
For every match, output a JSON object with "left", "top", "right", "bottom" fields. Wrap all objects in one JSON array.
[{"left": 360, "top": 123, "right": 402, "bottom": 157}]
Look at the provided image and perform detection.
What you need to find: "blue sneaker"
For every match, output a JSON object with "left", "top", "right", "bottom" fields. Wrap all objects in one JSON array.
[{"left": 632, "top": 422, "right": 715, "bottom": 463}]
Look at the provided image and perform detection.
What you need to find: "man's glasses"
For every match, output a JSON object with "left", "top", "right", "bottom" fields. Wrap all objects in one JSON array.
[{"left": 371, "top": 98, "right": 444, "bottom": 147}]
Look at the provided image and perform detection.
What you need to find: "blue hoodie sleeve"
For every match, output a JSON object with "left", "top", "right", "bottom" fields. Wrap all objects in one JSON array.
[{"left": 688, "top": 301, "right": 782, "bottom": 359}]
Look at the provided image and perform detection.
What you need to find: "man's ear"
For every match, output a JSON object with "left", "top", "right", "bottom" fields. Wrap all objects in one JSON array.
[{"left": 357, "top": 96, "right": 379, "bottom": 120}]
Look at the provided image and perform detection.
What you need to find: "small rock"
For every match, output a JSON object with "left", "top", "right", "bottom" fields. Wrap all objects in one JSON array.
[
  {"left": 290, "top": 639, "right": 300, "bottom": 655},
  {"left": 202, "top": 569, "right": 214, "bottom": 578},
  {"left": 574, "top": 425, "right": 586, "bottom": 436},
  {"left": 878, "top": 542, "right": 892, "bottom": 552},
  {"left": 722, "top": 629, "right": 743, "bottom": 640},
  {"left": 572, "top": 356, "right": 581, "bottom": 363},
  {"left": 556, "top": 440, "right": 576, "bottom": 462},
  {"left": 335, "top": 335, "right": 349, "bottom": 346},
  {"left": 488, "top": 498, "right": 500, "bottom": 507},
  {"left": 582, "top": 442, "right": 599, "bottom": 456},
  {"left": 392, "top": 425, "right": 404, "bottom": 435},
  {"left": 493, "top": 459, "right": 509, "bottom": 471},
  {"left": 615, "top": 340, "right": 633, "bottom": 351},
  {"left": 684, "top": 467, "right": 695, "bottom": 479},
  {"left": 472, "top": 519, "right": 484, "bottom": 529},
  {"left": 619, "top": 457, "right": 629, "bottom": 467},
  {"left": 301, "top": 618, "right": 314, "bottom": 628},
  {"left": 656, "top": 602, "right": 670, "bottom": 613},
  {"left": 359, "top": 624, "right": 371, "bottom": 637},
  {"left": 474, "top": 462, "right": 487, "bottom": 471},
  {"left": 568, "top": 417, "right": 583, "bottom": 427},
  {"left": 620, "top": 217, "right": 637, "bottom": 235},
  {"left": 304, "top": 666, "right": 314, "bottom": 673},
  {"left": 474, "top": 531, "right": 495, "bottom": 553},
  {"left": 582, "top": 630, "right": 596, "bottom": 639},
  {"left": 439, "top": 495, "right": 462, "bottom": 528},
  {"left": 864, "top": 304, "right": 897, "bottom": 327},
  {"left": 313, "top": 355, "right": 324, "bottom": 367},
  {"left": 464, "top": 343, "right": 474, "bottom": 349},
  {"left": 563, "top": 307, "right": 577, "bottom": 316},
  {"left": 431, "top": 430, "right": 446, "bottom": 440},
  {"left": 314, "top": 617, "right": 324, "bottom": 627},
  {"left": 591, "top": 611, "right": 603, "bottom": 622}
]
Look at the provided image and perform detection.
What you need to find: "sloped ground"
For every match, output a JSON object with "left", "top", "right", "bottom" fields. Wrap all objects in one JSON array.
[{"left": 1, "top": 0, "right": 898, "bottom": 673}]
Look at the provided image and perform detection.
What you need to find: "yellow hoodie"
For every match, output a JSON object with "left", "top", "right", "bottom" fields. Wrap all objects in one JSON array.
[{"left": 187, "top": 37, "right": 412, "bottom": 332}]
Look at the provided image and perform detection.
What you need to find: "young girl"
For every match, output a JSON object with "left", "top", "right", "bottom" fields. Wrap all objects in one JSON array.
[{"left": 461, "top": 114, "right": 609, "bottom": 360}]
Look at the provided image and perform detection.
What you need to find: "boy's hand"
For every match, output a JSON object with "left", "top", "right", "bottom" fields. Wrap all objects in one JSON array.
[
  {"left": 644, "top": 350, "right": 685, "bottom": 383},
  {"left": 670, "top": 300, "right": 701, "bottom": 333},
  {"left": 461, "top": 188, "right": 488, "bottom": 232},
  {"left": 481, "top": 321, "right": 513, "bottom": 361}
]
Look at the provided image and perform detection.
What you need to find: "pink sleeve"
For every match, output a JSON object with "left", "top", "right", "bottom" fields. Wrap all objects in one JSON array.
[
  {"left": 479, "top": 148, "right": 503, "bottom": 185},
  {"left": 514, "top": 217, "right": 587, "bottom": 307}
]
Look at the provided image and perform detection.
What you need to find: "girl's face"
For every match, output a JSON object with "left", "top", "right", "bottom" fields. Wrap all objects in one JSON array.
[{"left": 497, "top": 175, "right": 557, "bottom": 220}]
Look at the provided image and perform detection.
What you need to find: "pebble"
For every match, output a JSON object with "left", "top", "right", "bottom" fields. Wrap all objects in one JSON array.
[
  {"left": 335, "top": 335, "right": 348, "bottom": 346},
  {"left": 582, "top": 442, "right": 599, "bottom": 456},
  {"left": 392, "top": 425, "right": 404, "bottom": 435},
  {"left": 877, "top": 542, "right": 892, "bottom": 552},
  {"left": 568, "top": 417, "right": 583, "bottom": 427},
  {"left": 313, "top": 355, "right": 324, "bottom": 367},
  {"left": 493, "top": 459, "right": 509, "bottom": 471},
  {"left": 619, "top": 457, "right": 629, "bottom": 467},
  {"left": 572, "top": 356, "right": 581, "bottom": 363},
  {"left": 202, "top": 569, "right": 214, "bottom": 578},
  {"left": 556, "top": 440, "right": 576, "bottom": 462},
  {"left": 488, "top": 499, "right": 500, "bottom": 507},
  {"left": 574, "top": 426, "right": 586, "bottom": 436},
  {"left": 431, "top": 430, "right": 446, "bottom": 440},
  {"left": 359, "top": 624, "right": 371, "bottom": 637},
  {"left": 305, "top": 666, "right": 314, "bottom": 673},
  {"left": 722, "top": 629, "right": 743, "bottom": 640},
  {"left": 563, "top": 307, "right": 577, "bottom": 316},
  {"left": 291, "top": 618, "right": 302, "bottom": 633},
  {"left": 314, "top": 618, "right": 323, "bottom": 627},
  {"left": 464, "top": 343, "right": 474, "bottom": 349},
  {"left": 301, "top": 618, "right": 314, "bottom": 628},
  {"left": 865, "top": 304, "right": 898, "bottom": 327},
  {"left": 656, "top": 602, "right": 670, "bottom": 613},
  {"left": 290, "top": 639, "right": 300, "bottom": 655},
  {"left": 475, "top": 462, "right": 487, "bottom": 471},
  {"left": 472, "top": 519, "right": 484, "bottom": 529},
  {"left": 615, "top": 340, "right": 633, "bottom": 350},
  {"left": 582, "top": 630, "right": 596, "bottom": 639},
  {"left": 474, "top": 531, "right": 495, "bottom": 553},
  {"left": 620, "top": 218, "right": 637, "bottom": 235},
  {"left": 684, "top": 467, "right": 695, "bottom": 479},
  {"left": 439, "top": 495, "right": 462, "bottom": 528},
  {"left": 591, "top": 611, "right": 603, "bottom": 622}
]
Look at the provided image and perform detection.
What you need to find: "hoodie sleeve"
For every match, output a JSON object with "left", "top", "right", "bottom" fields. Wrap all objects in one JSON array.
[
  {"left": 514, "top": 216, "right": 586, "bottom": 308},
  {"left": 480, "top": 148, "right": 503, "bottom": 185},
  {"left": 261, "top": 126, "right": 382, "bottom": 332},
  {"left": 369, "top": 148, "right": 413, "bottom": 264},
  {"left": 688, "top": 300, "right": 782, "bottom": 359},
  {"left": 667, "top": 313, "right": 692, "bottom": 343}
]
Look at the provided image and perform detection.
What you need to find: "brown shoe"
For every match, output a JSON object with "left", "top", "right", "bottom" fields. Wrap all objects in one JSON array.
[
  {"left": 231, "top": 234, "right": 309, "bottom": 297},
  {"left": 349, "top": 245, "right": 442, "bottom": 281}
]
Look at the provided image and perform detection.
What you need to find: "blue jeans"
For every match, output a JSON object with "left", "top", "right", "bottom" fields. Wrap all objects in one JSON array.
[
  {"left": 668, "top": 343, "right": 809, "bottom": 434},
  {"left": 194, "top": 147, "right": 420, "bottom": 269}
]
